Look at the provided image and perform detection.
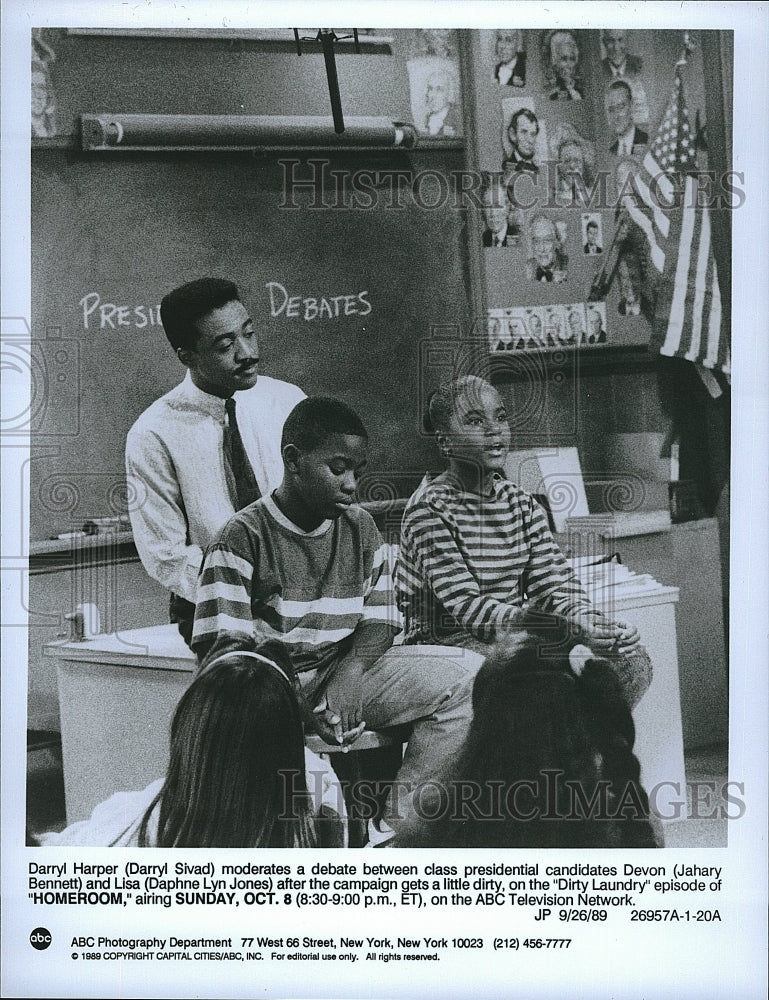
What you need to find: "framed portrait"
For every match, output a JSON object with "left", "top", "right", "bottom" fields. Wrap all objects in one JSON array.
[
  {"left": 488, "top": 28, "right": 527, "bottom": 87},
  {"left": 585, "top": 301, "right": 608, "bottom": 344},
  {"left": 406, "top": 56, "right": 462, "bottom": 137},
  {"left": 581, "top": 213, "right": 604, "bottom": 254}
]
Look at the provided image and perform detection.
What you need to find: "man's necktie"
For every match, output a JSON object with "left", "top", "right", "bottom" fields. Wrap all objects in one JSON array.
[
  {"left": 224, "top": 396, "right": 261, "bottom": 510},
  {"left": 536, "top": 266, "right": 553, "bottom": 282}
]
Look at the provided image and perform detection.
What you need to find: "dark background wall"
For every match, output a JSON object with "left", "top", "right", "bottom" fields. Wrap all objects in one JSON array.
[{"left": 30, "top": 29, "right": 472, "bottom": 540}]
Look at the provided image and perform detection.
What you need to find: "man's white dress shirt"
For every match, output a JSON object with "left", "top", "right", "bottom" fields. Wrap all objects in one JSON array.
[{"left": 126, "top": 371, "right": 305, "bottom": 601}]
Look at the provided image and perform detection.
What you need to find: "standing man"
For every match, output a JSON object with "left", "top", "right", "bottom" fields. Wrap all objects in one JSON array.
[{"left": 125, "top": 277, "right": 305, "bottom": 643}]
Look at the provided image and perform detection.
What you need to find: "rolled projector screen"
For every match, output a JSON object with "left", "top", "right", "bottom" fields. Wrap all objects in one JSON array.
[{"left": 81, "top": 114, "right": 418, "bottom": 150}]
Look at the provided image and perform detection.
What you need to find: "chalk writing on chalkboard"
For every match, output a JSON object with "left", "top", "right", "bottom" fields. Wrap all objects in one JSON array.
[
  {"left": 32, "top": 148, "right": 467, "bottom": 541},
  {"left": 80, "top": 293, "right": 162, "bottom": 330},
  {"left": 266, "top": 282, "right": 372, "bottom": 321}
]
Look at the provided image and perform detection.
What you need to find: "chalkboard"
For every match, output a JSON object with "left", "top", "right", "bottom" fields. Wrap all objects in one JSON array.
[{"left": 30, "top": 148, "right": 471, "bottom": 540}]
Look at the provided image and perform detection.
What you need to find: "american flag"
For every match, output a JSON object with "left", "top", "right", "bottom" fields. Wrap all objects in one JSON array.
[{"left": 620, "top": 66, "right": 730, "bottom": 379}]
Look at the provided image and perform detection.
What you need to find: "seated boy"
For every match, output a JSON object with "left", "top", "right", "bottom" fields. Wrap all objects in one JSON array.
[
  {"left": 396, "top": 375, "right": 650, "bottom": 708},
  {"left": 191, "top": 397, "right": 482, "bottom": 833}
]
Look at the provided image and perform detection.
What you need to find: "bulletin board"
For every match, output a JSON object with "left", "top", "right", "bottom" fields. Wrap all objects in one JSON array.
[{"left": 465, "top": 28, "right": 713, "bottom": 355}]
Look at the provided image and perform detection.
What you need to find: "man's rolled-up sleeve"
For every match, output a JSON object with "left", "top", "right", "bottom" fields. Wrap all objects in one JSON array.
[{"left": 125, "top": 425, "right": 203, "bottom": 602}]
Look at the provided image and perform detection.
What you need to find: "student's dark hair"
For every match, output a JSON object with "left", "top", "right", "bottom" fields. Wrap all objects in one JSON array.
[
  {"left": 510, "top": 107, "right": 539, "bottom": 134},
  {"left": 160, "top": 277, "right": 241, "bottom": 352},
  {"left": 281, "top": 396, "right": 368, "bottom": 452},
  {"left": 398, "top": 612, "right": 657, "bottom": 849},
  {"left": 136, "top": 641, "right": 317, "bottom": 848},
  {"left": 426, "top": 374, "right": 495, "bottom": 433},
  {"left": 586, "top": 219, "right": 599, "bottom": 231}
]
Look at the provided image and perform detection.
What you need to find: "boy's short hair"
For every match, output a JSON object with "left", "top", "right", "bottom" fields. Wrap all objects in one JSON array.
[
  {"left": 160, "top": 278, "right": 240, "bottom": 352},
  {"left": 426, "top": 374, "right": 493, "bottom": 433},
  {"left": 281, "top": 397, "right": 368, "bottom": 452}
]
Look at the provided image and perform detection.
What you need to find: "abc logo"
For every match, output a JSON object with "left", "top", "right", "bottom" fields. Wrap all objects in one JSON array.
[{"left": 30, "top": 927, "right": 52, "bottom": 950}]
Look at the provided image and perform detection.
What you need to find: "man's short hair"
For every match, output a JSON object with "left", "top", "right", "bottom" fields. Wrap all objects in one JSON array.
[
  {"left": 586, "top": 220, "right": 599, "bottom": 231},
  {"left": 550, "top": 30, "right": 578, "bottom": 64},
  {"left": 606, "top": 79, "right": 633, "bottom": 105},
  {"left": 510, "top": 107, "right": 539, "bottom": 135},
  {"left": 282, "top": 397, "right": 368, "bottom": 452},
  {"left": 160, "top": 278, "right": 240, "bottom": 351}
]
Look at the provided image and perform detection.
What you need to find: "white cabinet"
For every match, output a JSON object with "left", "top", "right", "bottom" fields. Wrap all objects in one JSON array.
[{"left": 47, "top": 585, "right": 686, "bottom": 827}]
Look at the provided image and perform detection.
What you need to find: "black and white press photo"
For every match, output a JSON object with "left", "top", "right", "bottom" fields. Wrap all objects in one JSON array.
[{"left": 2, "top": 5, "right": 767, "bottom": 1000}]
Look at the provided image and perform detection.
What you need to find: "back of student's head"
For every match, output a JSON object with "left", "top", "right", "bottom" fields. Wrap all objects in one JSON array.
[
  {"left": 281, "top": 396, "right": 368, "bottom": 453},
  {"left": 425, "top": 374, "right": 494, "bottom": 433},
  {"left": 400, "top": 612, "right": 656, "bottom": 848},
  {"left": 471, "top": 615, "right": 654, "bottom": 847},
  {"left": 139, "top": 641, "right": 316, "bottom": 847},
  {"left": 160, "top": 277, "right": 240, "bottom": 352},
  {"left": 461, "top": 628, "right": 601, "bottom": 847}
]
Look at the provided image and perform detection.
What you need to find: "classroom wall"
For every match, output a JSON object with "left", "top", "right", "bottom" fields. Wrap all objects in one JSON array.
[
  {"left": 32, "top": 27, "right": 731, "bottom": 535},
  {"left": 28, "top": 27, "right": 730, "bottom": 742},
  {"left": 470, "top": 28, "right": 732, "bottom": 556},
  {"left": 30, "top": 29, "right": 476, "bottom": 541}
]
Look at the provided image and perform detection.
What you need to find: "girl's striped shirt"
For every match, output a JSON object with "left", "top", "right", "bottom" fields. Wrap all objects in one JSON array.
[{"left": 396, "top": 473, "right": 593, "bottom": 644}]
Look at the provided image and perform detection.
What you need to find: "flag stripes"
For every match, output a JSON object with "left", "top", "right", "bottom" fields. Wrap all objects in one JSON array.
[{"left": 626, "top": 68, "right": 730, "bottom": 377}]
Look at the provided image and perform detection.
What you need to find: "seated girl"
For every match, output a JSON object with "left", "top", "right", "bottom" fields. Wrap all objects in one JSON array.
[
  {"left": 40, "top": 642, "right": 346, "bottom": 848},
  {"left": 396, "top": 374, "right": 650, "bottom": 708},
  {"left": 397, "top": 613, "right": 661, "bottom": 848}
]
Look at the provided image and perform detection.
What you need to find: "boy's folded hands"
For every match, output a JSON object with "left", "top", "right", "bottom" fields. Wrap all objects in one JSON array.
[
  {"left": 304, "top": 660, "right": 369, "bottom": 750},
  {"left": 324, "top": 659, "right": 368, "bottom": 743}
]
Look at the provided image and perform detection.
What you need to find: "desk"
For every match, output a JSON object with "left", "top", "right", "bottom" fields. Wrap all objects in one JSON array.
[
  {"left": 28, "top": 540, "right": 168, "bottom": 733},
  {"left": 602, "top": 587, "right": 686, "bottom": 821},
  {"left": 47, "top": 626, "right": 193, "bottom": 825},
  {"left": 558, "top": 518, "right": 728, "bottom": 748},
  {"left": 46, "top": 585, "right": 685, "bottom": 827}
]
